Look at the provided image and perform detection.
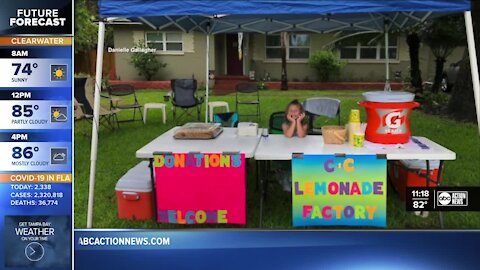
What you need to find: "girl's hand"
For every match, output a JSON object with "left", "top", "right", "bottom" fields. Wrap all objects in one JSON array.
[
  {"left": 298, "top": 113, "right": 305, "bottom": 122},
  {"left": 287, "top": 114, "right": 296, "bottom": 123}
]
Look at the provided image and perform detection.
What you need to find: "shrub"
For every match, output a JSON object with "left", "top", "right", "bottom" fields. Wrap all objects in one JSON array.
[
  {"left": 308, "top": 51, "right": 345, "bottom": 81},
  {"left": 130, "top": 41, "right": 166, "bottom": 80},
  {"left": 420, "top": 90, "right": 451, "bottom": 116},
  {"left": 257, "top": 81, "right": 267, "bottom": 90}
]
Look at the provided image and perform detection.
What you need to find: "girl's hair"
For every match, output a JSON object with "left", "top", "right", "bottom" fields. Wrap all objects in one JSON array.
[
  {"left": 285, "top": 99, "right": 308, "bottom": 125},
  {"left": 285, "top": 99, "right": 304, "bottom": 114}
]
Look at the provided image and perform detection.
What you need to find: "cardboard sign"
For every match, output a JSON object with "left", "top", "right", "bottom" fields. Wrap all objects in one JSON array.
[
  {"left": 292, "top": 155, "right": 386, "bottom": 227},
  {"left": 154, "top": 153, "right": 246, "bottom": 225}
]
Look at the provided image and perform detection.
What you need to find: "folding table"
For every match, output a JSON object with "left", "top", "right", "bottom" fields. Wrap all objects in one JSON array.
[{"left": 254, "top": 135, "right": 456, "bottom": 228}]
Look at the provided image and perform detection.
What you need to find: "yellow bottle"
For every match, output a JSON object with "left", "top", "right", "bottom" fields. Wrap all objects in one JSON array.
[{"left": 348, "top": 109, "right": 361, "bottom": 145}]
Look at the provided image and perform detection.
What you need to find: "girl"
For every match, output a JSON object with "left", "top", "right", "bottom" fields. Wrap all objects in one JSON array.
[
  {"left": 275, "top": 100, "right": 308, "bottom": 191},
  {"left": 282, "top": 99, "right": 308, "bottom": 138}
]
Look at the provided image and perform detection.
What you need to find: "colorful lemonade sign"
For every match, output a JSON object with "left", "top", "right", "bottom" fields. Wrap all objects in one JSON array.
[
  {"left": 292, "top": 154, "right": 386, "bottom": 227},
  {"left": 154, "top": 153, "right": 246, "bottom": 225}
]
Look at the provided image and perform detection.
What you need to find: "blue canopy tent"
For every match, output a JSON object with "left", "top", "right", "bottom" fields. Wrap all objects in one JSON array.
[{"left": 87, "top": 0, "right": 476, "bottom": 227}]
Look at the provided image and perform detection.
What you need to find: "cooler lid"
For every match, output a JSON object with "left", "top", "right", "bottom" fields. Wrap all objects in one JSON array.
[
  {"left": 363, "top": 91, "right": 415, "bottom": 103},
  {"left": 400, "top": 159, "right": 440, "bottom": 170},
  {"left": 115, "top": 161, "right": 152, "bottom": 191}
]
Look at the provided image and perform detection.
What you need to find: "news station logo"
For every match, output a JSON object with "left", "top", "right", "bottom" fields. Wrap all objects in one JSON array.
[{"left": 437, "top": 191, "right": 468, "bottom": 207}]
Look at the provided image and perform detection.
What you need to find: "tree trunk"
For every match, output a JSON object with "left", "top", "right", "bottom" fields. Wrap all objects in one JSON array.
[
  {"left": 431, "top": 57, "right": 446, "bottom": 93},
  {"left": 280, "top": 32, "right": 288, "bottom": 90},
  {"left": 448, "top": 57, "right": 477, "bottom": 121},
  {"left": 448, "top": 2, "right": 479, "bottom": 122},
  {"left": 406, "top": 33, "right": 423, "bottom": 95}
]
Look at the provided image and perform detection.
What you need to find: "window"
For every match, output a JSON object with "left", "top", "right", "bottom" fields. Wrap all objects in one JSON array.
[
  {"left": 265, "top": 34, "right": 310, "bottom": 60},
  {"left": 266, "top": 35, "right": 282, "bottom": 59},
  {"left": 340, "top": 36, "right": 398, "bottom": 61},
  {"left": 289, "top": 34, "right": 310, "bottom": 59},
  {"left": 145, "top": 32, "right": 183, "bottom": 52}
]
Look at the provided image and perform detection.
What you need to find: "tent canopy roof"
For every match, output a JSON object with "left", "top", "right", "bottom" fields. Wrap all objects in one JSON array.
[
  {"left": 99, "top": 0, "right": 470, "bottom": 34},
  {"left": 99, "top": 0, "right": 470, "bottom": 17}
]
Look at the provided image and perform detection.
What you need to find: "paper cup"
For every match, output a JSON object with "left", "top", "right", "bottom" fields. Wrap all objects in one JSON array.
[
  {"left": 349, "top": 109, "right": 360, "bottom": 123},
  {"left": 353, "top": 132, "right": 365, "bottom": 147}
]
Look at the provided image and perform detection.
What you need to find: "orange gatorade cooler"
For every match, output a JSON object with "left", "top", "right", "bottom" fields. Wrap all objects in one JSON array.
[
  {"left": 115, "top": 161, "right": 153, "bottom": 220},
  {"left": 358, "top": 91, "right": 419, "bottom": 144}
]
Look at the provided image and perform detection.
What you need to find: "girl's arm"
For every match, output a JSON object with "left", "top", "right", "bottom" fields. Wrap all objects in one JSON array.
[
  {"left": 282, "top": 122, "right": 296, "bottom": 138},
  {"left": 295, "top": 113, "right": 308, "bottom": 138},
  {"left": 296, "top": 121, "right": 308, "bottom": 138}
]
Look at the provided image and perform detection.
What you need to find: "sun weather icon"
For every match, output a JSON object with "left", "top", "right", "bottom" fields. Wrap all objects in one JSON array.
[
  {"left": 50, "top": 64, "right": 68, "bottom": 81},
  {"left": 50, "top": 106, "right": 68, "bottom": 123}
]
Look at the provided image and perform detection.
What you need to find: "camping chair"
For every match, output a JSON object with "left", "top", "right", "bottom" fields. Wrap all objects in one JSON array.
[
  {"left": 74, "top": 77, "right": 119, "bottom": 129},
  {"left": 268, "top": 111, "right": 286, "bottom": 134},
  {"left": 303, "top": 97, "right": 341, "bottom": 135},
  {"left": 74, "top": 98, "right": 85, "bottom": 121},
  {"left": 213, "top": 112, "right": 239, "bottom": 127},
  {"left": 171, "top": 79, "right": 204, "bottom": 124},
  {"left": 235, "top": 82, "right": 260, "bottom": 122},
  {"left": 107, "top": 84, "right": 143, "bottom": 122}
]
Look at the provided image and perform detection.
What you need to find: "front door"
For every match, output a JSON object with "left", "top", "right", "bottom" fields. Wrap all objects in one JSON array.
[{"left": 226, "top": 34, "right": 243, "bottom": 75}]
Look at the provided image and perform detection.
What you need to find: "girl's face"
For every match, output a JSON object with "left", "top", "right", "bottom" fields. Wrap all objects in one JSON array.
[{"left": 288, "top": 104, "right": 302, "bottom": 119}]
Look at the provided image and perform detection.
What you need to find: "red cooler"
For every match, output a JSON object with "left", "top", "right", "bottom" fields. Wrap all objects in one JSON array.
[
  {"left": 388, "top": 160, "right": 440, "bottom": 200},
  {"left": 115, "top": 161, "right": 153, "bottom": 220},
  {"left": 359, "top": 91, "right": 419, "bottom": 144}
]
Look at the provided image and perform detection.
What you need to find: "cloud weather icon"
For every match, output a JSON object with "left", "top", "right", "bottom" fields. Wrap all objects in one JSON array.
[
  {"left": 50, "top": 148, "right": 68, "bottom": 165},
  {"left": 53, "top": 153, "right": 66, "bottom": 161}
]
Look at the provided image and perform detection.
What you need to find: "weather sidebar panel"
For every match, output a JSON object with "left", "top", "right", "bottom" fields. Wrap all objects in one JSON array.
[{"left": 0, "top": 1, "right": 73, "bottom": 270}]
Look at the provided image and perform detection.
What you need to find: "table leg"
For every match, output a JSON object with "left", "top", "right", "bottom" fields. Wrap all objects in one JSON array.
[
  {"left": 259, "top": 160, "right": 265, "bottom": 228},
  {"left": 255, "top": 159, "right": 259, "bottom": 192},
  {"left": 437, "top": 160, "right": 445, "bottom": 228},
  {"left": 265, "top": 160, "right": 270, "bottom": 201},
  {"left": 418, "top": 160, "right": 431, "bottom": 218},
  {"left": 149, "top": 158, "right": 157, "bottom": 222}
]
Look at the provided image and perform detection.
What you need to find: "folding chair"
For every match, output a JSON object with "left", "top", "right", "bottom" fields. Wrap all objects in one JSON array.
[
  {"left": 171, "top": 79, "right": 204, "bottom": 124},
  {"left": 235, "top": 82, "right": 260, "bottom": 122},
  {"left": 303, "top": 97, "right": 341, "bottom": 135},
  {"left": 74, "top": 77, "right": 119, "bottom": 129},
  {"left": 213, "top": 112, "right": 239, "bottom": 127},
  {"left": 265, "top": 111, "right": 292, "bottom": 193},
  {"left": 107, "top": 84, "right": 143, "bottom": 122},
  {"left": 268, "top": 111, "right": 286, "bottom": 134}
]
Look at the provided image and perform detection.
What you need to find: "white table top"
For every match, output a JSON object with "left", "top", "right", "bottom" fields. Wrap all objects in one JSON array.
[
  {"left": 254, "top": 135, "right": 456, "bottom": 161},
  {"left": 136, "top": 127, "right": 262, "bottom": 158}
]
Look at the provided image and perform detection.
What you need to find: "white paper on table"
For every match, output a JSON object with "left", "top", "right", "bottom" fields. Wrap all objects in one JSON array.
[{"left": 364, "top": 138, "right": 423, "bottom": 151}]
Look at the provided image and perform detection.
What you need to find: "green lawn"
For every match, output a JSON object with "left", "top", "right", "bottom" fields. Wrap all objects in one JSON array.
[{"left": 74, "top": 89, "right": 480, "bottom": 229}]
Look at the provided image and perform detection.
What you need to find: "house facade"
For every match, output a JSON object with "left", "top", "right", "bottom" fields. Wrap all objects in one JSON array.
[{"left": 111, "top": 24, "right": 465, "bottom": 86}]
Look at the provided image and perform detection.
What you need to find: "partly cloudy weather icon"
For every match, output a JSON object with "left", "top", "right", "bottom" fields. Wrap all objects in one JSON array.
[{"left": 51, "top": 106, "right": 68, "bottom": 123}]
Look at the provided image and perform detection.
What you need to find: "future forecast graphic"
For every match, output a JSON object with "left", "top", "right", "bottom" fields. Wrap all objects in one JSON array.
[{"left": 0, "top": 2, "right": 72, "bottom": 268}]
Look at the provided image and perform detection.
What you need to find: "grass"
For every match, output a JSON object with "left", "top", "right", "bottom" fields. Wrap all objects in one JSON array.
[{"left": 74, "top": 89, "right": 480, "bottom": 229}]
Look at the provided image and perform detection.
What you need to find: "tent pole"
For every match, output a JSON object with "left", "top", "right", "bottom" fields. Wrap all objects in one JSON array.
[
  {"left": 465, "top": 11, "right": 480, "bottom": 135},
  {"left": 86, "top": 20, "right": 106, "bottom": 228},
  {"left": 205, "top": 32, "right": 210, "bottom": 123},
  {"left": 384, "top": 25, "right": 391, "bottom": 91}
]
